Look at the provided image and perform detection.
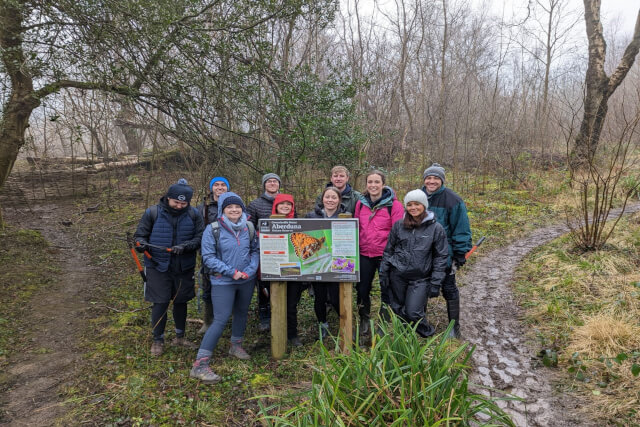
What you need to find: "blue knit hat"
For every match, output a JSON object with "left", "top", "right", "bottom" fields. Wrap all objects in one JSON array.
[
  {"left": 209, "top": 176, "right": 230, "bottom": 191},
  {"left": 218, "top": 192, "right": 245, "bottom": 216},
  {"left": 166, "top": 178, "right": 193, "bottom": 203}
]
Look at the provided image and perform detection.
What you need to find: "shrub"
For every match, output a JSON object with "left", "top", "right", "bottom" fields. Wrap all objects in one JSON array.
[{"left": 257, "top": 314, "right": 515, "bottom": 426}]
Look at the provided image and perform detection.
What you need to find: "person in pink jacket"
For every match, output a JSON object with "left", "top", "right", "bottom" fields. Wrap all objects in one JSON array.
[{"left": 354, "top": 170, "right": 404, "bottom": 336}]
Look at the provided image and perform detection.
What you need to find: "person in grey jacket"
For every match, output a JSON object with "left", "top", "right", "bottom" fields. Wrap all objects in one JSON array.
[
  {"left": 379, "top": 190, "right": 449, "bottom": 337},
  {"left": 190, "top": 192, "right": 259, "bottom": 384},
  {"left": 246, "top": 172, "right": 281, "bottom": 331}
]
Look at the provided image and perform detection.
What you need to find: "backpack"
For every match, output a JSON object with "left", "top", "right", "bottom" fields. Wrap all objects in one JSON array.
[
  {"left": 355, "top": 200, "right": 393, "bottom": 221},
  {"left": 148, "top": 204, "right": 198, "bottom": 223}
]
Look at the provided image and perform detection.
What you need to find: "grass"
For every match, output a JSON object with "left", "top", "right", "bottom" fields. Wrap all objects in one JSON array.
[
  {"left": 257, "top": 316, "right": 516, "bottom": 426},
  {"left": 513, "top": 211, "right": 640, "bottom": 425},
  {"left": 2, "top": 167, "right": 571, "bottom": 424}
]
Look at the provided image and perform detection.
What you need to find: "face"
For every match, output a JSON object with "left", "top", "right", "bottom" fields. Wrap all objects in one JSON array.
[
  {"left": 406, "top": 201, "right": 425, "bottom": 218},
  {"left": 423, "top": 175, "right": 442, "bottom": 193},
  {"left": 264, "top": 178, "right": 280, "bottom": 195},
  {"left": 223, "top": 203, "right": 242, "bottom": 222},
  {"left": 276, "top": 201, "right": 293, "bottom": 216},
  {"left": 211, "top": 181, "right": 228, "bottom": 200},
  {"left": 322, "top": 190, "right": 340, "bottom": 211},
  {"left": 366, "top": 174, "right": 383, "bottom": 198},
  {"left": 331, "top": 172, "right": 348, "bottom": 190},
  {"left": 168, "top": 198, "right": 188, "bottom": 210}
]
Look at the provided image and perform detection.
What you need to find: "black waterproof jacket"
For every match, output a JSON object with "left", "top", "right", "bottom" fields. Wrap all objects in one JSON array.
[
  {"left": 247, "top": 193, "right": 276, "bottom": 227},
  {"left": 379, "top": 212, "right": 449, "bottom": 287},
  {"left": 196, "top": 193, "right": 219, "bottom": 226}
]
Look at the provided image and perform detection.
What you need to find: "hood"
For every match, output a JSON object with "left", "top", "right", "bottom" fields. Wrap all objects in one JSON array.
[{"left": 272, "top": 193, "right": 296, "bottom": 218}]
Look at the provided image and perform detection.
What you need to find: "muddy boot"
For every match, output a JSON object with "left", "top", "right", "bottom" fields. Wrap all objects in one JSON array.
[
  {"left": 150, "top": 340, "right": 164, "bottom": 357},
  {"left": 258, "top": 306, "right": 271, "bottom": 332},
  {"left": 171, "top": 335, "right": 198, "bottom": 349},
  {"left": 229, "top": 342, "right": 251, "bottom": 360},
  {"left": 446, "top": 298, "right": 461, "bottom": 339},
  {"left": 198, "top": 300, "right": 213, "bottom": 335},
  {"left": 190, "top": 357, "right": 221, "bottom": 384}
]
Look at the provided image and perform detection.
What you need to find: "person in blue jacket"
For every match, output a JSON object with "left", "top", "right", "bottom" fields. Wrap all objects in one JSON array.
[
  {"left": 190, "top": 192, "right": 259, "bottom": 384},
  {"left": 134, "top": 179, "right": 205, "bottom": 357},
  {"left": 421, "top": 163, "right": 472, "bottom": 338}
]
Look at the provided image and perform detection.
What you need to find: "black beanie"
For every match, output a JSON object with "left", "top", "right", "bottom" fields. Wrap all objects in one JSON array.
[{"left": 166, "top": 178, "right": 193, "bottom": 203}]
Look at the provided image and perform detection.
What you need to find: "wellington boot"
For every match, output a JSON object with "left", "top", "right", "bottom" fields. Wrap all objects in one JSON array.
[{"left": 446, "top": 298, "right": 461, "bottom": 339}]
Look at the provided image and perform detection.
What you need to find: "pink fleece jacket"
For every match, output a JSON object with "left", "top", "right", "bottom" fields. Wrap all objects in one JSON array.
[{"left": 355, "top": 197, "right": 405, "bottom": 257}]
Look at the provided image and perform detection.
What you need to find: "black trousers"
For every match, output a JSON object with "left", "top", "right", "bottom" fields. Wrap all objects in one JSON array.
[
  {"left": 356, "top": 255, "right": 389, "bottom": 318},
  {"left": 286, "top": 282, "right": 306, "bottom": 339},
  {"left": 312, "top": 282, "right": 339, "bottom": 323},
  {"left": 257, "top": 279, "right": 271, "bottom": 320},
  {"left": 389, "top": 269, "right": 434, "bottom": 337},
  {"left": 440, "top": 266, "right": 460, "bottom": 301}
]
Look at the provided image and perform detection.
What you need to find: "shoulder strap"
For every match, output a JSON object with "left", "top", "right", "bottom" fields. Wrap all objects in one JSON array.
[
  {"left": 149, "top": 205, "right": 158, "bottom": 223},
  {"left": 246, "top": 221, "right": 256, "bottom": 241},
  {"left": 388, "top": 205, "right": 393, "bottom": 216},
  {"left": 148, "top": 204, "right": 196, "bottom": 223}
]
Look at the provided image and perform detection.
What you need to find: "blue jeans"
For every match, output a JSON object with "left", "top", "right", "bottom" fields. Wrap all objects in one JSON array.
[{"left": 197, "top": 279, "right": 255, "bottom": 357}]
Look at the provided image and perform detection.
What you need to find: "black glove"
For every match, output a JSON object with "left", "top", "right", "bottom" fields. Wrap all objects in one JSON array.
[
  {"left": 170, "top": 244, "right": 185, "bottom": 255},
  {"left": 135, "top": 240, "right": 149, "bottom": 253},
  {"left": 379, "top": 274, "right": 390, "bottom": 288},
  {"left": 428, "top": 283, "right": 441, "bottom": 298},
  {"left": 453, "top": 254, "right": 466, "bottom": 268}
]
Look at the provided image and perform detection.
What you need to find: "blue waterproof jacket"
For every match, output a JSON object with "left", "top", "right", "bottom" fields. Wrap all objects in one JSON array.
[
  {"left": 201, "top": 194, "right": 259, "bottom": 286},
  {"left": 421, "top": 185, "right": 472, "bottom": 264}
]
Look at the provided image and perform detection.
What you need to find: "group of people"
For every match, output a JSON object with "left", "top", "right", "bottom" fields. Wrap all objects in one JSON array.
[{"left": 133, "top": 164, "right": 472, "bottom": 384}]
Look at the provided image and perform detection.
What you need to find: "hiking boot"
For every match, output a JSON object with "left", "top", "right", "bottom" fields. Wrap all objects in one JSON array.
[
  {"left": 359, "top": 315, "right": 371, "bottom": 337},
  {"left": 198, "top": 300, "right": 213, "bottom": 335},
  {"left": 190, "top": 357, "right": 221, "bottom": 384},
  {"left": 171, "top": 336, "right": 198, "bottom": 349},
  {"left": 228, "top": 344, "right": 251, "bottom": 360},
  {"left": 320, "top": 323, "right": 329, "bottom": 339},
  {"left": 150, "top": 340, "right": 164, "bottom": 357},
  {"left": 289, "top": 337, "right": 303, "bottom": 347}
]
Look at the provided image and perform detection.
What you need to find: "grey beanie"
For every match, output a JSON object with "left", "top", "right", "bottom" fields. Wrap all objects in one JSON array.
[
  {"left": 261, "top": 173, "right": 282, "bottom": 189},
  {"left": 423, "top": 163, "right": 446, "bottom": 183},
  {"left": 404, "top": 189, "right": 429, "bottom": 210}
]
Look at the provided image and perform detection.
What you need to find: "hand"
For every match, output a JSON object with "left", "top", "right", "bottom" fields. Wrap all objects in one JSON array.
[
  {"left": 233, "top": 270, "right": 245, "bottom": 280},
  {"left": 379, "top": 274, "right": 390, "bottom": 288},
  {"left": 170, "top": 244, "right": 185, "bottom": 255},
  {"left": 239, "top": 271, "right": 249, "bottom": 280},
  {"left": 454, "top": 254, "right": 466, "bottom": 268},
  {"left": 135, "top": 240, "right": 149, "bottom": 253},
  {"left": 428, "top": 284, "right": 440, "bottom": 298}
]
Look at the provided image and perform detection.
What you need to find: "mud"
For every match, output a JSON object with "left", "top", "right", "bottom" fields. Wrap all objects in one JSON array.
[
  {"left": 1, "top": 204, "right": 96, "bottom": 426},
  {"left": 459, "top": 204, "right": 640, "bottom": 426}
]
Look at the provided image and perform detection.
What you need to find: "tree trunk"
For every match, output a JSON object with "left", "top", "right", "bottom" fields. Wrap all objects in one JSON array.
[
  {"left": 571, "top": 1, "right": 640, "bottom": 166},
  {"left": 0, "top": 1, "right": 40, "bottom": 189}
]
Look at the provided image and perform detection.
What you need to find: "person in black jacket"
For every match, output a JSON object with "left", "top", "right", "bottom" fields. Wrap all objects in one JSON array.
[
  {"left": 246, "top": 172, "right": 281, "bottom": 331},
  {"left": 306, "top": 186, "right": 347, "bottom": 339},
  {"left": 314, "top": 165, "right": 362, "bottom": 214},
  {"left": 195, "top": 176, "right": 230, "bottom": 334},
  {"left": 134, "top": 179, "right": 205, "bottom": 356},
  {"left": 379, "top": 190, "right": 448, "bottom": 337}
]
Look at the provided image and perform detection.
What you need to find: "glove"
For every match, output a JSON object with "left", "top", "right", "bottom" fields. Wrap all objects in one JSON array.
[
  {"left": 453, "top": 254, "right": 466, "bottom": 268},
  {"left": 135, "top": 240, "right": 149, "bottom": 253},
  {"left": 379, "top": 274, "right": 390, "bottom": 289},
  {"left": 170, "top": 244, "right": 185, "bottom": 255},
  {"left": 428, "top": 283, "right": 441, "bottom": 298}
]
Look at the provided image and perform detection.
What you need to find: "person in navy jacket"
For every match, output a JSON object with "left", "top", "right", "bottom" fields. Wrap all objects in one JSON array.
[{"left": 134, "top": 179, "right": 204, "bottom": 357}]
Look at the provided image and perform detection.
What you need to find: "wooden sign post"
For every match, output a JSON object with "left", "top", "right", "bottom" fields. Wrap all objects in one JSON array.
[
  {"left": 270, "top": 281, "right": 287, "bottom": 359},
  {"left": 338, "top": 213, "right": 353, "bottom": 353}
]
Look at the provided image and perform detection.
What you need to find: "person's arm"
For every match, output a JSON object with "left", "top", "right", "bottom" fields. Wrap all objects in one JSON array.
[
  {"left": 449, "top": 200, "right": 473, "bottom": 259},
  {"left": 379, "top": 223, "right": 399, "bottom": 282},
  {"left": 243, "top": 230, "right": 260, "bottom": 277},
  {"left": 430, "top": 224, "right": 450, "bottom": 287},
  {"left": 133, "top": 208, "right": 153, "bottom": 245},
  {"left": 201, "top": 225, "right": 235, "bottom": 277},
  {"left": 181, "top": 208, "right": 205, "bottom": 252}
]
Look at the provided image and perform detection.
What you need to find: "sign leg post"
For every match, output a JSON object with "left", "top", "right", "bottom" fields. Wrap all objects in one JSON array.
[
  {"left": 271, "top": 281, "right": 287, "bottom": 359},
  {"left": 339, "top": 282, "right": 353, "bottom": 353}
]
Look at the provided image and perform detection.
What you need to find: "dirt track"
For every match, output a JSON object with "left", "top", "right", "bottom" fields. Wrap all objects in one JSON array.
[
  {"left": 460, "top": 203, "right": 640, "bottom": 426},
  {"left": 2, "top": 201, "right": 638, "bottom": 426}
]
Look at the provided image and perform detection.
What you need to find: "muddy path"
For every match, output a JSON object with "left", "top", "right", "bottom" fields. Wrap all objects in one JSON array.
[
  {"left": 1, "top": 203, "right": 96, "bottom": 426},
  {"left": 459, "top": 204, "right": 640, "bottom": 426}
]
